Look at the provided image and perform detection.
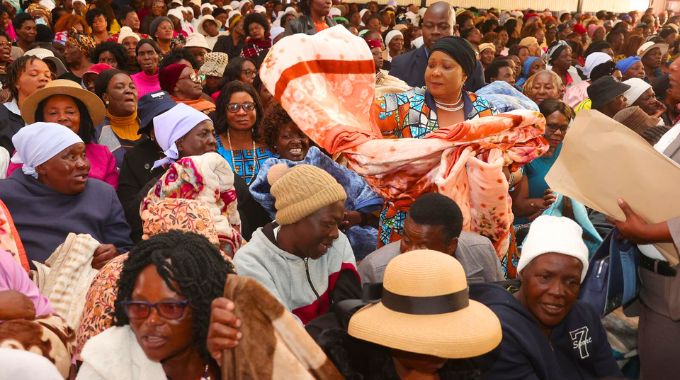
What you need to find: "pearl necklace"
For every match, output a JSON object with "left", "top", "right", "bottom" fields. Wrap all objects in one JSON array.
[
  {"left": 226, "top": 131, "right": 257, "bottom": 182},
  {"left": 434, "top": 93, "right": 464, "bottom": 112}
]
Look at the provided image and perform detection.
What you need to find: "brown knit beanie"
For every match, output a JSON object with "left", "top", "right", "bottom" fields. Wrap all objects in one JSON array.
[
  {"left": 613, "top": 106, "right": 659, "bottom": 135},
  {"left": 268, "top": 164, "right": 347, "bottom": 225}
]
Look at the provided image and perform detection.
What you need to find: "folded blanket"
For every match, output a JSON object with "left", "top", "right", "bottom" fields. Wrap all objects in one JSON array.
[
  {"left": 33, "top": 233, "right": 100, "bottom": 329},
  {"left": 221, "top": 275, "right": 342, "bottom": 379}
]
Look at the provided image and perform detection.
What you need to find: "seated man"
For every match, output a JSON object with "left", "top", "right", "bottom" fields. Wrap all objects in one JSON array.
[
  {"left": 358, "top": 192, "right": 504, "bottom": 284},
  {"left": 471, "top": 215, "right": 623, "bottom": 379},
  {"left": 233, "top": 164, "right": 360, "bottom": 324}
]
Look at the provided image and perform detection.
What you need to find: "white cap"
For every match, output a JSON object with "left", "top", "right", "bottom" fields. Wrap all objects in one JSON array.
[
  {"left": 168, "top": 8, "right": 184, "bottom": 20},
  {"left": 253, "top": 4, "right": 266, "bottom": 14},
  {"left": 117, "top": 26, "right": 141, "bottom": 43},
  {"left": 72, "top": 0, "right": 85, "bottom": 5},
  {"left": 623, "top": 78, "right": 652, "bottom": 106},
  {"left": 230, "top": 1, "right": 240, "bottom": 9},
  {"left": 184, "top": 33, "right": 211, "bottom": 51},
  {"left": 517, "top": 215, "right": 590, "bottom": 281},
  {"left": 201, "top": 3, "right": 214, "bottom": 11},
  {"left": 330, "top": 7, "right": 341, "bottom": 17},
  {"left": 170, "top": 0, "right": 182, "bottom": 6},
  {"left": 270, "top": 25, "right": 285, "bottom": 41},
  {"left": 583, "top": 52, "right": 611, "bottom": 80}
]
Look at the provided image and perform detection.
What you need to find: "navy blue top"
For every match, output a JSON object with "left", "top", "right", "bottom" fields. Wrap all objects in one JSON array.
[
  {"left": 0, "top": 171, "right": 133, "bottom": 264},
  {"left": 470, "top": 283, "right": 622, "bottom": 380}
]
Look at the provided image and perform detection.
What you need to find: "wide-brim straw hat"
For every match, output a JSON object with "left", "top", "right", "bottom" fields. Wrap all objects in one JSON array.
[
  {"left": 21, "top": 79, "right": 106, "bottom": 125},
  {"left": 198, "top": 15, "right": 223, "bottom": 36},
  {"left": 348, "top": 249, "right": 502, "bottom": 359}
]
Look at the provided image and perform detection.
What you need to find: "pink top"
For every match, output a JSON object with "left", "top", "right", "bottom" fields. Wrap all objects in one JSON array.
[
  {"left": 7, "top": 143, "right": 119, "bottom": 189},
  {"left": 0, "top": 250, "right": 54, "bottom": 320},
  {"left": 131, "top": 70, "right": 161, "bottom": 98}
]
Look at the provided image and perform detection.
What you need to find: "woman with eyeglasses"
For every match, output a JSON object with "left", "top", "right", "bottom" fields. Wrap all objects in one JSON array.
[
  {"left": 223, "top": 57, "right": 257, "bottom": 87},
  {"left": 510, "top": 99, "right": 574, "bottom": 224},
  {"left": 213, "top": 81, "right": 274, "bottom": 186},
  {"left": 159, "top": 63, "right": 215, "bottom": 114},
  {"left": 77, "top": 231, "right": 239, "bottom": 380}
]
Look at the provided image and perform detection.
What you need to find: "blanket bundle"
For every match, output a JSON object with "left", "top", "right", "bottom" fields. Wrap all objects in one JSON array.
[{"left": 221, "top": 275, "right": 342, "bottom": 379}]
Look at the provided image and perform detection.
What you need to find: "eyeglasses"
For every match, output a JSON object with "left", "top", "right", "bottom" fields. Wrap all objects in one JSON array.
[
  {"left": 227, "top": 102, "right": 256, "bottom": 113},
  {"left": 546, "top": 123, "right": 569, "bottom": 134},
  {"left": 120, "top": 300, "right": 190, "bottom": 320},
  {"left": 180, "top": 71, "right": 201, "bottom": 83},
  {"left": 241, "top": 69, "right": 256, "bottom": 77}
]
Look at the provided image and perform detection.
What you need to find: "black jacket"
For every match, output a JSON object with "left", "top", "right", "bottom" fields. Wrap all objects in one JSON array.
[
  {"left": 0, "top": 104, "right": 24, "bottom": 152},
  {"left": 389, "top": 46, "right": 486, "bottom": 92},
  {"left": 284, "top": 15, "right": 336, "bottom": 36},
  {"left": 212, "top": 35, "right": 245, "bottom": 60},
  {"left": 116, "top": 137, "right": 163, "bottom": 242}
]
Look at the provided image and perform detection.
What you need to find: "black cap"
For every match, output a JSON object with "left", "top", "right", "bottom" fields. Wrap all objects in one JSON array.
[
  {"left": 587, "top": 76, "right": 631, "bottom": 109},
  {"left": 137, "top": 91, "right": 177, "bottom": 134}
]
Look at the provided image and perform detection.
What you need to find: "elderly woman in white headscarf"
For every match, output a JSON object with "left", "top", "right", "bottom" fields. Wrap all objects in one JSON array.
[
  {"left": 152, "top": 103, "right": 218, "bottom": 169},
  {"left": 0, "top": 122, "right": 132, "bottom": 267}
]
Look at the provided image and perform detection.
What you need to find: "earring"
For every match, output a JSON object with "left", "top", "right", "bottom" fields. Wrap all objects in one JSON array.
[{"left": 105, "top": 100, "right": 110, "bottom": 106}]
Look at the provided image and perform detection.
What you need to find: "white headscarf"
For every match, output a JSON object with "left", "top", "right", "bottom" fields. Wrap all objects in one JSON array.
[
  {"left": 385, "top": 30, "right": 403, "bottom": 47},
  {"left": 153, "top": 103, "right": 211, "bottom": 169},
  {"left": 10, "top": 122, "right": 83, "bottom": 178},
  {"left": 583, "top": 52, "right": 612, "bottom": 80},
  {"left": 623, "top": 78, "right": 652, "bottom": 106}
]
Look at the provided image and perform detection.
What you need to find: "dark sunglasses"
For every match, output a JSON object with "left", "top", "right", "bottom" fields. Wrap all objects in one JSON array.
[
  {"left": 227, "top": 102, "right": 256, "bottom": 113},
  {"left": 120, "top": 300, "right": 190, "bottom": 320}
]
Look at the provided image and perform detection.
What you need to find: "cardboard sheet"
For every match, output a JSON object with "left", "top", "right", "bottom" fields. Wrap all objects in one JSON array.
[{"left": 545, "top": 110, "right": 680, "bottom": 265}]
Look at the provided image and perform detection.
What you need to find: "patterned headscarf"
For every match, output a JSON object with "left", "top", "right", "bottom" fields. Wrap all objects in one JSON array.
[
  {"left": 141, "top": 152, "right": 243, "bottom": 255},
  {"left": 545, "top": 40, "right": 570, "bottom": 64},
  {"left": 66, "top": 29, "right": 96, "bottom": 56}
]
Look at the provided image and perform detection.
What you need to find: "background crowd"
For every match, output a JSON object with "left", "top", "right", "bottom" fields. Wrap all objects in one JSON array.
[{"left": 0, "top": 0, "right": 679, "bottom": 379}]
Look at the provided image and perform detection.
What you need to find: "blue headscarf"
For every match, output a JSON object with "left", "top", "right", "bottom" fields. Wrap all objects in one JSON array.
[
  {"left": 615, "top": 56, "right": 641, "bottom": 75},
  {"left": 515, "top": 56, "right": 541, "bottom": 89}
]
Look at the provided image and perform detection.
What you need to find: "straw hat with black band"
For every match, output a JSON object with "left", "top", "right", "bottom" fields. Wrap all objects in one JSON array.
[
  {"left": 348, "top": 249, "right": 502, "bottom": 359},
  {"left": 20, "top": 79, "right": 106, "bottom": 126}
]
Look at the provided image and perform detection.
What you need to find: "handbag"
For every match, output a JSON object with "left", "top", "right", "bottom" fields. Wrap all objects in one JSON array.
[{"left": 579, "top": 229, "right": 640, "bottom": 317}]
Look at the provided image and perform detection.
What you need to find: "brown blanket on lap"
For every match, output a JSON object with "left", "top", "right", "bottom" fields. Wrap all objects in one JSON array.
[{"left": 221, "top": 275, "right": 342, "bottom": 380}]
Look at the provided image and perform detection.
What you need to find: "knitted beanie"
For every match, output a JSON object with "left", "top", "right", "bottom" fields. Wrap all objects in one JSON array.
[
  {"left": 613, "top": 106, "right": 658, "bottom": 135},
  {"left": 268, "top": 164, "right": 347, "bottom": 225},
  {"left": 159, "top": 63, "right": 189, "bottom": 94}
]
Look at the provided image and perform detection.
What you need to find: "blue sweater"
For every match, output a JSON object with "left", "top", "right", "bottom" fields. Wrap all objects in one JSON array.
[
  {"left": 470, "top": 283, "right": 621, "bottom": 380},
  {"left": 0, "top": 171, "right": 132, "bottom": 264}
]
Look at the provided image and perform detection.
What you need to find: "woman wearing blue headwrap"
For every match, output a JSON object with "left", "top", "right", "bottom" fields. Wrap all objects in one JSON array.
[
  {"left": 616, "top": 56, "right": 646, "bottom": 81},
  {"left": 0, "top": 122, "right": 132, "bottom": 266},
  {"left": 515, "top": 56, "right": 545, "bottom": 91}
]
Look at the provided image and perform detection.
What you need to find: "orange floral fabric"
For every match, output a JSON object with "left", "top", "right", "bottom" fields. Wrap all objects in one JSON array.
[{"left": 260, "top": 26, "right": 549, "bottom": 256}]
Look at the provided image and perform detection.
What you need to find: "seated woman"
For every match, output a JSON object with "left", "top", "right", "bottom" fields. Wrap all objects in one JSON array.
[
  {"left": 121, "top": 103, "right": 221, "bottom": 241},
  {"left": 323, "top": 249, "right": 502, "bottom": 378},
  {"left": 514, "top": 56, "right": 545, "bottom": 91},
  {"left": 213, "top": 81, "right": 274, "bottom": 186},
  {"left": 8, "top": 79, "right": 118, "bottom": 188},
  {"left": 77, "top": 231, "right": 235, "bottom": 380},
  {"left": 0, "top": 122, "right": 132, "bottom": 265},
  {"left": 371, "top": 36, "right": 497, "bottom": 246},
  {"left": 0, "top": 249, "right": 74, "bottom": 378},
  {"left": 511, "top": 99, "right": 573, "bottom": 225},
  {"left": 251, "top": 104, "right": 383, "bottom": 260},
  {"left": 159, "top": 63, "right": 215, "bottom": 114},
  {"left": 522, "top": 69, "right": 565, "bottom": 106},
  {"left": 94, "top": 69, "right": 142, "bottom": 168}
]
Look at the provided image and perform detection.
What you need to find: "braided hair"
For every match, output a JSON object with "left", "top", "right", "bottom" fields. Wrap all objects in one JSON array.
[{"left": 113, "top": 231, "right": 234, "bottom": 364}]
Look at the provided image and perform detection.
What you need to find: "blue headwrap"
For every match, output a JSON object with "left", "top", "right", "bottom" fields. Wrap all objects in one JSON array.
[
  {"left": 615, "top": 56, "right": 641, "bottom": 75},
  {"left": 522, "top": 56, "right": 540, "bottom": 77}
]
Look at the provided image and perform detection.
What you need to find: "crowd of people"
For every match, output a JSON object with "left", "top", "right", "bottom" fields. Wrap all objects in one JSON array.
[{"left": 0, "top": 0, "right": 679, "bottom": 379}]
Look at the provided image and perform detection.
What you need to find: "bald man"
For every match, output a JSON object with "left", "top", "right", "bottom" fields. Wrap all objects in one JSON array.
[{"left": 388, "top": 1, "right": 486, "bottom": 92}]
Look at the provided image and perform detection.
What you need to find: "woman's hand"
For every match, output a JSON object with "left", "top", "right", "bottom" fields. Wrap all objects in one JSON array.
[
  {"left": 0, "top": 290, "right": 36, "bottom": 320},
  {"left": 92, "top": 244, "right": 119, "bottom": 269},
  {"left": 543, "top": 189, "right": 557, "bottom": 209},
  {"left": 207, "top": 297, "right": 242, "bottom": 364}
]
